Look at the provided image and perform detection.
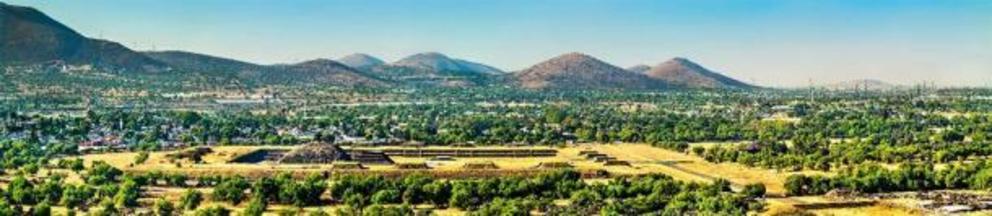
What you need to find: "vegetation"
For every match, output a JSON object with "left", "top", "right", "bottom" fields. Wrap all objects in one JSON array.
[{"left": 1, "top": 83, "right": 991, "bottom": 214}]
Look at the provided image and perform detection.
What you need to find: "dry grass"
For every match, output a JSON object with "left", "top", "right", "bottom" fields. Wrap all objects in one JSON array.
[
  {"left": 71, "top": 144, "right": 950, "bottom": 216},
  {"left": 582, "top": 143, "right": 829, "bottom": 196},
  {"left": 764, "top": 195, "right": 924, "bottom": 216},
  {"left": 77, "top": 144, "right": 814, "bottom": 187},
  {"left": 77, "top": 144, "right": 821, "bottom": 196}
]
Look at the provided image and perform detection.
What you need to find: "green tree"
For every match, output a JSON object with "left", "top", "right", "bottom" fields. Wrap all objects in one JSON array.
[
  {"left": 742, "top": 183, "right": 766, "bottom": 199},
  {"left": 371, "top": 189, "right": 401, "bottom": 204},
  {"left": 114, "top": 178, "right": 142, "bottom": 209},
  {"left": 180, "top": 189, "right": 204, "bottom": 210},
  {"left": 154, "top": 198, "right": 175, "bottom": 216},
  {"left": 212, "top": 177, "right": 250, "bottom": 204},
  {"left": 194, "top": 206, "right": 231, "bottom": 216},
  {"left": 242, "top": 197, "right": 267, "bottom": 216}
]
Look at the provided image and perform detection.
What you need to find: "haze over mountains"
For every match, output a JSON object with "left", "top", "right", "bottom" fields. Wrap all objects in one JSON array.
[{"left": 0, "top": 2, "right": 761, "bottom": 90}]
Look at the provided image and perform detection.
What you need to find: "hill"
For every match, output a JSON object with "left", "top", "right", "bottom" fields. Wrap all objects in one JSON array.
[
  {"left": 0, "top": 2, "right": 165, "bottom": 72},
  {"left": 144, "top": 51, "right": 265, "bottom": 75},
  {"left": 643, "top": 58, "right": 753, "bottom": 89},
  {"left": 146, "top": 51, "right": 389, "bottom": 87},
  {"left": 336, "top": 53, "right": 385, "bottom": 70},
  {"left": 511, "top": 52, "right": 667, "bottom": 90},
  {"left": 391, "top": 52, "right": 503, "bottom": 75},
  {"left": 264, "top": 59, "right": 390, "bottom": 87},
  {"left": 627, "top": 65, "right": 651, "bottom": 73}
]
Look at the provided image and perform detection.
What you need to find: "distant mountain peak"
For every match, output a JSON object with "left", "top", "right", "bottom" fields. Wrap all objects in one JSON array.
[
  {"left": 336, "top": 53, "right": 385, "bottom": 69},
  {"left": 627, "top": 64, "right": 652, "bottom": 73},
  {"left": 644, "top": 57, "right": 753, "bottom": 89},
  {"left": 512, "top": 52, "right": 666, "bottom": 90},
  {"left": 297, "top": 58, "right": 344, "bottom": 66},
  {"left": 391, "top": 52, "right": 503, "bottom": 74}
]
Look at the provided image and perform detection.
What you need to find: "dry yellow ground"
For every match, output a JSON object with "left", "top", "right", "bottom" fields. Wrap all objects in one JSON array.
[
  {"left": 77, "top": 143, "right": 828, "bottom": 196},
  {"left": 72, "top": 144, "right": 949, "bottom": 216}
]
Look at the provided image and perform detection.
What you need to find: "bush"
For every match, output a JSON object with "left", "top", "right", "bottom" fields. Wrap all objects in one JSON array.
[
  {"left": 212, "top": 177, "right": 250, "bottom": 204},
  {"left": 371, "top": 189, "right": 401, "bottom": 204},
  {"left": 242, "top": 197, "right": 267, "bottom": 216},
  {"left": 180, "top": 189, "right": 204, "bottom": 210},
  {"left": 154, "top": 198, "right": 175, "bottom": 216},
  {"left": 742, "top": 183, "right": 766, "bottom": 199},
  {"left": 194, "top": 206, "right": 231, "bottom": 216}
]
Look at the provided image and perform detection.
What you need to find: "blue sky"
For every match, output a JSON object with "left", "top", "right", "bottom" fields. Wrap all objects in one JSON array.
[{"left": 7, "top": 0, "right": 991, "bottom": 87}]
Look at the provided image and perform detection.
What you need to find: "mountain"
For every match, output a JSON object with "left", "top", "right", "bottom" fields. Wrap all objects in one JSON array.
[
  {"left": 144, "top": 51, "right": 264, "bottom": 75},
  {"left": 265, "top": 59, "right": 389, "bottom": 87},
  {"left": 626, "top": 65, "right": 651, "bottom": 73},
  {"left": 644, "top": 58, "right": 753, "bottom": 89},
  {"left": 391, "top": 52, "right": 503, "bottom": 74},
  {"left": 336, "top": 53, "right": 385, "bottom": 70},
  {"left": 145, "top": 51, "right": 389, "bottom": 87},
  {"left": 511, "top": 52, "right": 667, "bottom": 90},
  {"left": 0, "top": 2, "right": 166, "bottom": 71},
  {"left": 822, "top": 79, "right": 900, "bottom": 91}
]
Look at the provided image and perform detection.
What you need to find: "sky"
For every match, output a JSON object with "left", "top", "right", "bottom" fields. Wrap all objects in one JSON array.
[{"left": 6, "top": 0, "right": 991, "bottom": 87}]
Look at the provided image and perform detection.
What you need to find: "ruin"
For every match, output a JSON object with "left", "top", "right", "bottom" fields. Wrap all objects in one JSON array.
[
  {"left": 365, "top": 148, "right": 557, "bottom": 157},
  {"left": 535, "top": 162, "right": 573, "bottom": 169},
  {"left": 603, "top": 160, "right": 632, "bottom": 166},
  {"left": 230, "top": 142, "right": 394, "bottom": 164},
  {"left": 331, "top": 162, "right": 367, "bottom": 170},
  {"left": 279, "top": 143, "right": 351, "bottom": 164},
  {"left": 395, "top": 163, "right": 431, "bottom": 169}
]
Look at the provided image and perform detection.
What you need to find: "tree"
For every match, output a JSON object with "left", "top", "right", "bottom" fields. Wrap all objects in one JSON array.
[
  {"left": 742, "top": 183, "right": 766, "bottom": 199},
  {"left": 362, "top": 204, "right": 414, "bottom": 216},
  {"left": 154, "top": 198, "right": 175, "bottom": 216},
  {"left": 86, "top": 161, "right": 123, "bottom": 185},
  {"left": 469, "top": 198, "right": 529, "bottom": 216},
  {"left": 32, "top": 201, "right": 51, "bottom": 216},
  {"left": 60, "top": 184, "right": 93, "bottom": 211},
  {"left": 36, "top": 177, "right": 63, "bottom": 204},
  {"left": 242, "top": 197, "right": 267, "bottom": 216},
  {"left": 92, "top": 198, "right": 118, "bottom": 216},
  {"left": 212, "top": 177, "right": 250, "bottom": 204},
  {"left": 0, "top": 199, "right": 16, "bottom": 216},
  {"left": 344, "top": 193, "right": 368, "bottom": 212},
  {"left": 114, "top": 178, "right": 142, "bottom": 209},
  {"left": 251, "top": 177, "right": 278, "bottom": 201},
  {"left": 371, "top": 189, "right": 401, "bottom": 204},
  {"left": 193, "top": 206, "right": 231, "bottom": 216},
  {"left": 134, "top": 151, "right": 150, "bottom": 165},
  {"left": 785, "top": 175, "right": 810, "bottom": 196},
  {"left": 8, "top": 175, "right": 35, "bottom": 205},
  {"left": 180, "top": 189, "right": 204, "bottom": 210},
  {"left": 570, "top": 189, "right": 601, "bottom": 206},
  {"left": 971, "top": 168, "right": 992, "bottom": 190}
]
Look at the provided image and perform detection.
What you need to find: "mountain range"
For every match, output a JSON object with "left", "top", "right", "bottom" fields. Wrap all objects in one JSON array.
[
  {"left": 0, "top": 2, "right": 166, "bottom": 72},
  {"left": 0, "top": 2, "right": 756, "bottom": 90}
]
